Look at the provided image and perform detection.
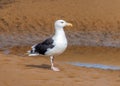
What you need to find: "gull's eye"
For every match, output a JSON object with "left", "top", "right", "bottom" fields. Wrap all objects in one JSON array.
[{"left": 61, "top": 21, "right": 64, "bottom": 23}]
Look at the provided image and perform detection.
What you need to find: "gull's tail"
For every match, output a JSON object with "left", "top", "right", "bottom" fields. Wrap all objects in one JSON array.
[{"left": 27, "top": 44, "right": 39, "bottom": 56}]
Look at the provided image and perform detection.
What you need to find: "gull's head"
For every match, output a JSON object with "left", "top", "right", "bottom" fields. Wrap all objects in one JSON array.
[{"left": 55, "top": 20, "right": 72, "bottom": 29}]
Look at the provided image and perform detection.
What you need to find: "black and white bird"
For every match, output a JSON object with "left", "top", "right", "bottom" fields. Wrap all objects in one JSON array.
[{"left": 28, "top": 20, "right": 72, "bottom": 71}]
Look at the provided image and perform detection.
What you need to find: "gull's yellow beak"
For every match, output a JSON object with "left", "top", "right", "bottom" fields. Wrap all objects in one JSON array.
[{"left": 66, "top": 23, "right": 73, "bottom": 27}]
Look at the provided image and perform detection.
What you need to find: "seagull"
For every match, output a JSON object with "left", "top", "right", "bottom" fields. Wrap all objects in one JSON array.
[{"left": 28, "top": 20, "right": 72, "bottom": 71}]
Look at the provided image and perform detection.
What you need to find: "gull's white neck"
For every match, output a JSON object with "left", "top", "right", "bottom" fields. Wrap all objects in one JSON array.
[
  {"left": 52, "top": 27, "right": 67, "bottom": 44},
  {"left": 54, "top": 28, "right": 66, "bottom": 37}
]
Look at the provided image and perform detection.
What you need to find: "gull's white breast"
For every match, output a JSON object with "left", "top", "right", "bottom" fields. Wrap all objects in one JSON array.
[{"left": 45, "top": 34, "right": 67, "bottom": 56}]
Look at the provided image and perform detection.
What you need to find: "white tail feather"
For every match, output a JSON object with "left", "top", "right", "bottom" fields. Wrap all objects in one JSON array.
[{"left": 28, "top": 53, "right": 39, "bottom": 56}]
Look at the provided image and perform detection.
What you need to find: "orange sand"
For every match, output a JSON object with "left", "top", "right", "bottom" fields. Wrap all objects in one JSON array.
[{"left": 0, "top": 46, "right": 120, "bottom": 86}]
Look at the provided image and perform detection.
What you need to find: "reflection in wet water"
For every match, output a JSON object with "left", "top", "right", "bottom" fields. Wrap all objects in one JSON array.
[{"left": 68, "top": 62, "right": 120, "bottom": 70}]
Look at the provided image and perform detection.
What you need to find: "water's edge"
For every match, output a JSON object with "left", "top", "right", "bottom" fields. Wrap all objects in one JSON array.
[{"left": 67, "top": 62, "right": 120, "bottom": 70}]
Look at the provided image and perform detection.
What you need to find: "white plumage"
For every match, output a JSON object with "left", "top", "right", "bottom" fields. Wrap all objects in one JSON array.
[{"left": 45, "top": 27, "right": 67, "bottom": 56}]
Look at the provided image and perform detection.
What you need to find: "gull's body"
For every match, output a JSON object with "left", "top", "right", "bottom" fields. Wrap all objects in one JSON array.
[
  {"left": 45, "top": 28, "right": 67, "bottom": 56},
  {"left": 28, "top": 20, "right": 72, "bottom": 71}
]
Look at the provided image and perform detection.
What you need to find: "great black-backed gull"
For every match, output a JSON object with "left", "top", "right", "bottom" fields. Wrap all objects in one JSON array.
[{"left": 28, "top": 20, "right": 72, "bottom": 71}]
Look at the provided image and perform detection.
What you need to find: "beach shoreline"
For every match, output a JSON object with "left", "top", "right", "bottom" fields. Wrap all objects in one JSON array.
[{"left": 0, "top": 46, "right": 120, "bottom": 86}]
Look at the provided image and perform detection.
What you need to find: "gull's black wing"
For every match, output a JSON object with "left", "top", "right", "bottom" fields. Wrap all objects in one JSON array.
[{"left": 34, "top": 38, "right": 54, "bottom": 55}]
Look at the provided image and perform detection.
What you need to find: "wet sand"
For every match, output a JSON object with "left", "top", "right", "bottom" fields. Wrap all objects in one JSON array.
[{"left": 0, "top": 46, "right": 120, "bottom": 86}]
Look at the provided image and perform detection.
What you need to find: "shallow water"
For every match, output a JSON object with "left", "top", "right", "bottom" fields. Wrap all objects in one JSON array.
[{"left": 68, "top": 62, "right": 120, "bottom": 70}]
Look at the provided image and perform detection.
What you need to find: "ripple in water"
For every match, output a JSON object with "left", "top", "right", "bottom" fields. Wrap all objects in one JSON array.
[{"left": 67, "top": 62, "right": 120, "bottom": 70}]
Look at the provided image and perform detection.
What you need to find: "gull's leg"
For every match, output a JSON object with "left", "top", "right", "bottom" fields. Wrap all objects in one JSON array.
[{"left": 50, "top": 56, "right": 60, "bottom": 71}]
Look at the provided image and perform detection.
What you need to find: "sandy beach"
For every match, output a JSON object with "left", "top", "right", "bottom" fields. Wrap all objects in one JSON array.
[
  {"left": 0, "top": 0, "right": 120, "bottom": 86},
  {"left": 0, "top": 46, "right": 120, "bottom": 86}
]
